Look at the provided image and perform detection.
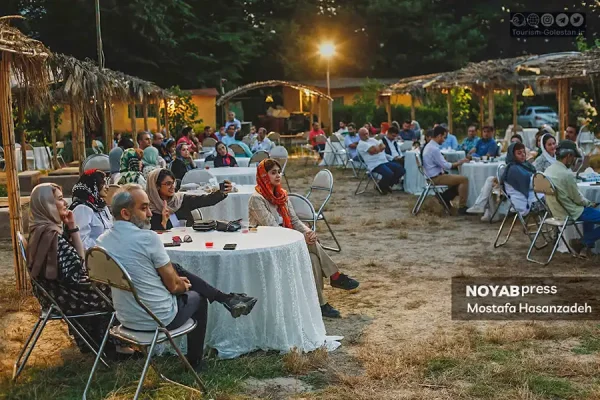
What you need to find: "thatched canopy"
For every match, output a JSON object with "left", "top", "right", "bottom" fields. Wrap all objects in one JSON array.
[
  {"left": 0, "top": 16, "right": 50, "bottom": 108},
  {"left": 382, "top": 72, "right": 446, "bottom": 95},
  {"left": 514, "top": 51, "right": 596, "bottom": 81},
  {"left": 217, "top": 80, "right": 332, "bottom": 106}
]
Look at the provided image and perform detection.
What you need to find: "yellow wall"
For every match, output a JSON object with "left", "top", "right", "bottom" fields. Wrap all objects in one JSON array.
[{"left": 191, "top": 95, "right": 216, "bottom": 128}]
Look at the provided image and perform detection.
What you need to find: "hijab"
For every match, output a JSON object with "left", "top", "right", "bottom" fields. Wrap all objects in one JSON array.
[
  {"left": 214, "top": 142, "right": 235, "bottom": 166},
  {"left": 70, "top": 169, "right": 107, "bottom": 213},
  {"left": 502, "top": 143, "right": 536, "bottom": 198},
  {"left": 27, "top": 183, "right": 62, "bottom": 280},
  {"left": 540, "top": 133, "right": 557, "bottom": 166},
  {"left": 255, "top": 160, "right": 292, "bottom": 229},
  {"left": 146, "top": 168, "right": 185, "bottom": 214},
  {"left": 143, "top": 146, "right": 160, "bottom": 167},
  {"left": 118, "top": 148, "right": 143, "bottom": 184},
  {"left": 176, "top": 143, "right": 192, "bottom": 170}
]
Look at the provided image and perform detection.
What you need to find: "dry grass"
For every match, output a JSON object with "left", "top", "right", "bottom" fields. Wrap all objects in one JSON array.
[
  {"left": 283, "top": 347, "right": 329, "bottom": 375},
  {"left": 0, "top": 283, "right": 38, "bottom": 318},
  {"left": 384, "top": 219, "right": 403, "bottom": 229},
  {"left": 404, "top": 300, "right": 427, "bottom": 310},
  {"left": 328, "top": 215, "right": 344, "bottom": 225},
  {"left": 361, "top": 217, "right": 379, "bottom": 226},
  {"left": 397, "top": 231, "right": 408, "bottom": 239}
]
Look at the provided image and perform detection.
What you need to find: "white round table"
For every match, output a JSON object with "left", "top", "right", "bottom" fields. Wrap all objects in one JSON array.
[
  {"left": 208, "top": 167, "right": 257, "bottom": 185},
  {"left": 560, "top": 183, "right": 600, "bottom": 254},
  {"left": 440, "top": 150, "right": 465, "bottom": 163},
  {"left": 188, "top": 185, "right": 255, "bottom": 222},
  {"left": 159, "top": 226, "right": 340, "bottom": 358},
  {"left": 194, "top": 158, "right": 250, "bottom": 169},
  {"left": 460, "top": 161, "right": 504, "bottom": 207}
]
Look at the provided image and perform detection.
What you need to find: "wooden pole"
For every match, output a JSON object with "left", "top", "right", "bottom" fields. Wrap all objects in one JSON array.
[
  {"left": 49, "top": 106, "right": 59, "bottom": 169},
  {"left": 310, "top": 95, "right": 315, "bottom": 125},
  {"left": 487, "top": 86, "right": 495, "bottom": 127},
  {"left": 410, "top": 95, "right": 416, "bottom": 121},
  {"left": 142, "top": 98, "right": 149, "bottom": 131},
  {"left": 317, "top": 97, "right": 322, "bottom": 128},
  {"left": 163, "top": 98, "right": 170, "bottom": 138},
  {"left": 78, "top": 110, "right": 86, "bottom": 162},
  {"left": 130, "top": 102, "right": 138, "bottom": 148},
  {"left": 299, "top": 90, "right": 303, "bottom": 113},
  {"left": 0, "top": 54, "right": 26, "bottom": 291},
  {"left": 71, "top": 105, "right": 79, "bottom": 161},
  {"left": 558, "top": 79, "right": 570, "bottom": 139},
  {"left": 105, "top": 100, "right": 114, "bottom": 151},
  {"left": 446, "top": 90, "right": 453, "bottom": 134},
  {"left": 17, "top": 94, "right": 27, "bottom": 171},
  {"left": 155, "top": 99, "right": 160, "bottom": 133},
  {"left": 385, "top": 96, "right": 392, "bottom": 125},
  {"left": 512, "top": 87, "right": 518, "bottom": 132},
  {"left": 479, "top": 94, "right": 484, "bottom": 130}
]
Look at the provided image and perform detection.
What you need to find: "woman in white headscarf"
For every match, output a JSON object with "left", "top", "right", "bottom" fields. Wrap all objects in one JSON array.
[{"left": 533, "top": 133, "right": 557, "bottom": 173}]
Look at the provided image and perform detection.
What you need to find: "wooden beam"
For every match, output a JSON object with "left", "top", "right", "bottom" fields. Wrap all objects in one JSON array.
[
  {"left": 310, "top": 95, "right": 315, "bottom": 125},
  {"left": 317, "top": 97, "right": 322, "bottom": 127},
  {"left": 142, "top": 98, "right": 149, "bottom": 131},
  {"left": 558, "top": 79, "right": 570, "bottom": 139},
  {"left": 0, "top": 53, "right": 26, "bottom": 291},
  {"left": 512, "top": 86, "right": 518, "bottom": 132},
  {"left": 155, "top": 99, "right": 161, "bottom": 133},
  {"left": 163, "top": 98, "right": 170, "bottom": 138},
  {"left": 299, "top": 90, "right": 303, "bottom": 113},
  {"left": 479, "top": 94, "right": 484, "bottom": 130},
  {"left": 78, "top": 110, "right": 86, "bottom": 163},
  {"left": 447, "top": 90, "right": 453, "bottom": 134},
  {"left": 385, "top": 96, "right": 392, "bottom": 125},
  {"left": 49, "top": 106, "right": 59, "bottom": 169},
  {"left": 130, "top": 102, "right": 138, "bottom": 148},
  {"left": 71, "top": 105, "right": 79, "bottom": 161},
  {"left": 105, "top": 100, "right": 114, "bottom": 151},
  {"left": 487, "top": 86, "right": 495, "bottom": 127},
  {"left": 17, "top": 94, "right": 27, "bottom": 171},
  {"left": 410, "top": 95, "right": 416, "bottom": 121}
]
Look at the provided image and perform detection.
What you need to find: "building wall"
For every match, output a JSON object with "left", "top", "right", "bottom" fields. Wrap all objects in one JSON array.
[{"left": 191, "top": 95, "right": 216, "bottom": 128}]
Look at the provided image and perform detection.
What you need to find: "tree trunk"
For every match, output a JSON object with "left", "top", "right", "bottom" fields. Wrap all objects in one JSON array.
[
  {"left": 17, "top": 94, "right": 27, "bottom": 171},
  {"left": 71, "top": 105, "right": 79, "bottom": 161},
  {"left": 410, "top": 95, "right": 416, "bottom": 121},
  {"left": 105, "top": 100, "right": 114, "bottom": 151},
  {"left": 130, "top": 102, "right": 138, "bottom": 148},
  {"left": 447, "top": 90, "right": 453, "bottom": 133},
  {"left": 163, "top": 98, "right": 170, "bottom": 138},
  {"left": 512, "top": 86, "right": 518, "bottom": 132},
  {"left": 49, "top": 106, "right": 59, "bottom": 169}
]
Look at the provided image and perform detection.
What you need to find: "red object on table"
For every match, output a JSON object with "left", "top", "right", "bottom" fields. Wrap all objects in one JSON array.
[{"left": 205, "top": 242, "right": 214, "bottom": 248}]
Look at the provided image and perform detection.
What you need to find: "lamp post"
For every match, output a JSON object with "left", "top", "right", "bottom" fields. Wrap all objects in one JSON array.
[{"left": 319, "top": 42, "right": 335, "bottom": 134}]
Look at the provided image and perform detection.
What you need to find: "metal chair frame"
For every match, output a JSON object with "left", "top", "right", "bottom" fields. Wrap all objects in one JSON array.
[
  {"left": 411, "top": 156, "right": 451, "bottom": 216},
  {"left": 326, "top": 136, "right": 349, "bottom": 168},
  {"left": 354, "top": 155, "right": 383, "bottom": 195},
  {"left": 488, "top": 164, "right": 508, "bottom": 223},
  {"left": 526, "top": 173, "right": 585, "bottom": 265},
  {"left": 83, "top": 246, "right": 205, "bottom": 399},
  {"left": 13, "top": 232, "right": 110, "bottom": 381}
]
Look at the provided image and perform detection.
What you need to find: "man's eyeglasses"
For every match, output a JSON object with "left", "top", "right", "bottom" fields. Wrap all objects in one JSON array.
[{"left": 161, "top": 181, "right": 175, "bottom": 188}]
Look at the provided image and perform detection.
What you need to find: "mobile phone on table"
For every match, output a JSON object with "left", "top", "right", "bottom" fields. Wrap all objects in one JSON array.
[
  {"left": 223, "top": 243, "right": 237, "bottom": 250},
  {"left": 164, "top": 242, "right": 181, "bottom": 248}
]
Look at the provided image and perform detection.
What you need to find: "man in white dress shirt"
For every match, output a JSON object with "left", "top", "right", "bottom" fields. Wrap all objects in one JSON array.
[
  {"left": 357, "top": 127, "right": 404, "bottom": 194},
  {"left": 251, "top": 128, "right": 273, "bottom": 153}
]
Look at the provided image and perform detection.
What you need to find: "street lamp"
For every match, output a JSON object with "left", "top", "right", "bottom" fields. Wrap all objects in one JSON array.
[{"left": 319, "top": 42, "right": 336, "bottom": 133}]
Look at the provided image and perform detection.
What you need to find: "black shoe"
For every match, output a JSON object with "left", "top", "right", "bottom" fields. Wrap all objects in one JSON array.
[
  {"left": 321, "top": 303, "right": 341, "bottom": 318},
  {"left": 379, "top": 188, "right": 390, "bottom": 195},
  {"left": 330, "top": 273, "right": 359, "bottom": 290},
  {"left": 457, "top": 207, "right": 468, "bottom": 216},
  {"left": 223, "top": 293, "right": 258, "bottom": 318},
  {"left": 569, "top": 238, "right": 586, "bottom": 255}
]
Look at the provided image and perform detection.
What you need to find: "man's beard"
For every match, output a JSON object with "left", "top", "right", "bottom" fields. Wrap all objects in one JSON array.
[{"left": 130, "top": 214, "right": 151, "bottom": 230}]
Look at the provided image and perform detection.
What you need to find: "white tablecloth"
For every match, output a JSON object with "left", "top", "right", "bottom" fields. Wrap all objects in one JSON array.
[
  {"left": 560, "top": 183, "right": 600, "bottom": 254},
  {"left": 208, "top": 167, "right": 257, "bottom": 185},
  {"left": 160, "top": 226, "right": 340, "bottom": 358},
  {"left": 460, "top": 162, "right": 504, "bottom": 207},
  {"left": 404, "top": 150, "right": 465, "bottom": 195},
  {"left": 188, "top": 185, "right": 255, "bottom": 222},
  {"left": 194, "top": 158, "right": 250, "bottom": 169},
  {"left": 319, "top": 141, "right": 346, "bottom": 167},
  {"left": 15, "top": 146, "right": 51, "bottom": 171}
]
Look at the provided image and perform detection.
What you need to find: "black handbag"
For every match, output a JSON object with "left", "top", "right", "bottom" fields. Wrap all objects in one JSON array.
[
  {"left": 192, "top": 220, "right": 217, "bottom": 232},
  {"left": 216, "top": 219, "right": 242, "bottom": 232}
]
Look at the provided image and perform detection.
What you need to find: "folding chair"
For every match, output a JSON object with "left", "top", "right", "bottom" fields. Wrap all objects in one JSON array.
[
  {"left": 181, "top": 169, "right": 216, "bottom": 186},
  {"left": 248, "top": 150, "right": 269, "bottom": 166},
  {"left": 315, "top": 134, "right": 328, "bottom": 165},
  {"left": 267, "top": 131, "right": 281, "bottom": 145},
  {"left": 270, "top": 146, "right": 292, "bottom": 191},
  {"left": 296, "top": 170, "right": 341, "bottom": 252},
  {"left": 228, "top": 143, "right": 246, "bottom": 157},
  {"left": 326, "top": 136, "right": 348, "bottom": 167},
  {"left": 526, "top": 173, "right": 585, "bottom": 265},
  {"left": 13, "top": 232, "right": 111, "bottom": 381},
  {"left": 81, "top": 154, "right": 111, "bottom": 174},
  {"left": 56, "top": 141, "right": 67, "bottom": 167},
  {"left": 488, "top": 164, "right": 508, "bottom": 223},
  {"left": 202, "top": 138, "right": 217, "bottom": 148},
  {"left": 411, "top": 156, "right": 451, "bottom": 216},
  {"left": 83, "top": 247, "right": 205, "bottom": 399},
  {"left": 105, "top": 184, "right": 121, "bottom": 206},
  {"left": 354, "top": 155, "right": 382, "bottom": 195}
]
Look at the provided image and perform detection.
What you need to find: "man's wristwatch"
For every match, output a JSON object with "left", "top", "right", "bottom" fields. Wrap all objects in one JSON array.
[{"left": 66, "top": 226, "right": 80, "bottom": 235}]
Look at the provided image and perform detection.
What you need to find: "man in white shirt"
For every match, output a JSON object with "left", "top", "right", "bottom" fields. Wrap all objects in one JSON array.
[
  {"left": 422, "top": 126, "right": 470, "bottom": 214},
  {"left": 357, "top": 127, "right": 404, "bottom": 194},
  {"left": 252, "top": 127, "right": 273, "bottom": 153},
  {"left": 382, "top": 126, "right": 405, "bottom": 166},
  {"left": 336, "top": 121, "right": 348, "bottom": 136},
  {"left": 97, "top": 184, "right": 257, "bottom": 370}
]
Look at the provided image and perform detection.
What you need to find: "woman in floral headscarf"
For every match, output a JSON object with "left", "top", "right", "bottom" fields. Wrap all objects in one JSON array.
[
  {"left": 170, "top": 143, "right": 196, "bottom": 181},
  {"left": 117, "top": 148, "right": 146, "bottom": 188},
  {"left": 248, "top": 159, "right": 359, "bottom": 319},
  {"left": 70, "top": 169, "right": 113, "bottom": 250}
]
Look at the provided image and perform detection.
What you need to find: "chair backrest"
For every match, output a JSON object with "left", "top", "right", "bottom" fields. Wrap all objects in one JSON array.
[
  {"left": 81, "top": 154, "right": 111, "bottom": 173},
  {"left": 191, "top": 209, "right": 204, "bottom": 221},
  {"left": 86, "top": 246, "right": 164, "bottom": 327},
  {"left": 496, "top": 164, "right": 507, "bottom": 183},
  {"left": 307, "top": 169, "right": 333, "bottom": 216},
  {"left": 532, "top": 173, "right": 555, "bottom": 196},
  {"left": 227, "top": 147, "right": 235, "bottom": 157},
  {"left": 330, "top": 134, "right": 341, "bottom": 143},
  {"left": 228, "top": 143, "right": 245, "bottom": 156},
  {"left": 181, "top": 169, "right": 216, "bottom": 185},
  {"left": 248, "top": 150, "right": 269, "bottom": 166},
  {"left": 202, "top": 138, "right": 217, "bottom": 148},
  {"left": 288, "top": 193, "right": 317, "bottom": 222},
  {"left": 105, "top": 184, "right": 121, "bottom": 206},
  {"left": 269, "top": 145, "right": 288, "bottom": 159},
  {"left": 56, "top": 141, "right": 65, "bottom": 149},
  {"left": 242, "top": 135, "right": 251, "bottom": 146},
  {"left": 267, "top": 132, "right": 280, "bottom": 143},
  {"left": 315, "top": 134, "right": 327, "bottom": 144}
]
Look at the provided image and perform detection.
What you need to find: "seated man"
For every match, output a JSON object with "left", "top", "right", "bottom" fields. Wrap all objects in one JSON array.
[
  {"left": 97, "top": 184, "right": 257, "bottom": 370},
  {"left": 357, "top": 127, "right": 404, "bottom": 194},
  {"left": 544, "top": 140, "right": 600, "bottom": 254},
  {"left": 399, "top": 120, "right": 417, "bottom": 142},
  {"left": 422, "top": 126, "right": 470, "bottom": 214},
  {"left": 382, "top": 126, "right": 405, "bottom": 166},
  {"left": 439, "top": 124, "right": 459, "bottom": 151},
  {"left": 343, "top": 123, "right": 360, "bottom": 160},
  {"left": 223, "top": 125, "right": 252, "bottom": 157},
  {"left": 469, "top": 126, "right": 498, "bottom": 157},
  {"left": 461, "top": 126, "right": 480, "bottom": 153},
  {"left": 251, "top": 128, "right": 273, "bottom": 153},
  {"left": 224, "top": 111, "right": 241, "bottom": 132}
]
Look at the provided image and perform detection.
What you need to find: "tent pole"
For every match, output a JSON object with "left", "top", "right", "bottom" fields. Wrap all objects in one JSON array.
[
  {"left": 130, "top": 102, "right": 138, "bottom": 147},
  {"left": 410, "top": 95, "right": 416, "bottom": 121},
  {"left": 488, "top": 86, "right": 495, "bottom": 127},
  {"left": 142, "top": 98, "right": 149, "bottom": 132}
]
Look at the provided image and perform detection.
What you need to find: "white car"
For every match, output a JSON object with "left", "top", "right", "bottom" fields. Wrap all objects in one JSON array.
[{"left": 517, "top": 106, "right": 558, "bottom": 128}]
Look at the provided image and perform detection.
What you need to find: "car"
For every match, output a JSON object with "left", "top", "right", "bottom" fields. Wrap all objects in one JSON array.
[{"left": 517, "top": 106, "right": 558, "bottom": 128}]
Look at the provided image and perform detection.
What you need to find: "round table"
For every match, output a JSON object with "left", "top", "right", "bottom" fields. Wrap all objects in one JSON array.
[
  {"left": 440, "top": 150, "right": 465, "bottom": 163},
  {"left": 194, "top": 158, "right": 250, "bottom": 169},
  {"left": 560, "top": 182, "right": 600, "bottom": 254},
  {"left": 208, "top": 167, "right": 257, "bottom": 185},
  {"left": 460, "top": 161, "right": 504, "bottom": 207},
  {"left": 188, "top": 185, "right": 255, "bottom": 222},
  {"left": 159, "top": 226, "right": 340, "bottom": 358},
  {"left": 403, "top": 150, "right": 464, "bottom": 195}
]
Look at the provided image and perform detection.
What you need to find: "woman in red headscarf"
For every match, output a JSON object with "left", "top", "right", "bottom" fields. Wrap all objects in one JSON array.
[{"left": 248, "top": 159, "right": 359, "bottom": 319}]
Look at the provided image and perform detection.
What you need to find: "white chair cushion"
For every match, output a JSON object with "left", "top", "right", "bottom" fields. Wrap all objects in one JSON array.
[
  {"left": 544, "top": 217, "right": 574, "bottom": 227},
  {"left": 111, "top": 318, "right": 196, "bottom": 345}
]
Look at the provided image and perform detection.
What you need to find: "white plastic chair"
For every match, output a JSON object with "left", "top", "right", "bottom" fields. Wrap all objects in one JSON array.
[
  {"left": 81, "top": 154, "right": 111, "bottom": 174},
  {"left": 248, "top": 150, "right": 269, "bottom": 166},
  {"left": 181, "top": 169, "right": 216, "bottom": 186},
  {"left": 270, "top": 146, "right": 291, "bottom": 190},
  {"left": 354, "top": 154, "right": 382, "bottom": 195}
]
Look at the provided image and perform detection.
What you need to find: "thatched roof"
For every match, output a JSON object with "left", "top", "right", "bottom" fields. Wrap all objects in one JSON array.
[
  {"left": 216, "top": 80, "right": 332, "bottom": 106},
  {"left": 383, "top": 73, "right": 445, "bottom": 95},
  {"left": 0, "top": 16, "right": 51, "bottom": 108},
  {"left": 514, "top": 51, "right": 598, "bottom": 81}
]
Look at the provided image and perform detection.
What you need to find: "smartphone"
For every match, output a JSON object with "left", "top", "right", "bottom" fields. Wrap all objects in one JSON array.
[
  {"left": 223, "top": 243, "right": 237, "bottom": 250},
  {"left": 164, "top": 242, "right": 181, "bottom": 248},
  {"left": 219, "top": 181, "right": 226, "bottom": 192}
]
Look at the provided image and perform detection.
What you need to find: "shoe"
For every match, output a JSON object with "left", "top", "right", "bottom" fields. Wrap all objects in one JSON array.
[
  {"left": 330, "top": 273, "right": 360, "bottom": 290},
  {"left": 457, "top": 207, "right": 469, "bottom": 216},
  {"left": 569, "top": 238, "right": 585, "bottom": 255},
  {"left": 223, "top": 293, "right": 258, "bottom": 318},
  {"left": 481, "top": 211, "right": 491, "bottom": 221},
  {"left": 321, "top": 303, "right": 341, "bottom": 318},
  {"left": 467, "top": 205, "right": 485, "bottom": 214}
]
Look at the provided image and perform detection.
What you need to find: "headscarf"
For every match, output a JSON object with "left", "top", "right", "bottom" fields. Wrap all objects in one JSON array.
[
  {"left": 255, "top": 160, "right": 292, "bottom": 229},
  {"left": 143, "top": 146, "right": 160, "bottom": 167},
  {"left": 70, "top": 169, "right": 107, "bottom": 213},
  {"left": 118, "top": 148, "right": 143, "bottom": 184},
  {"left": 175, "top": 143, "right": 194, "bottom": 173},
  {"left": 411, "top": 120, "right": 421, "bottom": 132},
  {"left": 502, "top": 143, "right": 536, "bottom": 198},
  {"left": 162, "top": 138, "right": 175, "bottom": 165},
  {"left": 27, "top": 183, "right": 62, "bottom": 280},
  {"left": 540, "top": 133, "right": 557, "bottom": 166},
  {"left": 146, "top": 168, "right": 185, "bottom": 214},
  {"left": 214, "top": 142, "right": 235, "bottom": 166}
]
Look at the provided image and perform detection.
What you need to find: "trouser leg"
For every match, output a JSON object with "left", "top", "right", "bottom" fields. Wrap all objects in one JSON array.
[
  {"left": 432, "top": 174, "right": 469, "bottom": 208},
  {"left": 174, "top": 263, "right": 229, "bottom": 303},
  {"left": 577, "top": 207, "right": 600, "bottom": 247},
  {"left": 166, "top": 291, "right": 208, "bottom": 362},
  {"left": 372, "top": 163, "right": 394, "bottom": 191},
  {"left": 307, "top": 243, "right": 339, "bottom": 306}
]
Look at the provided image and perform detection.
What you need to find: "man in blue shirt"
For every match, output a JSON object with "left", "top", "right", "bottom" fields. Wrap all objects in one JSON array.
[
  {"left": 469, "top": 126, "right": 498, "bottom": 157},
  {"left": 461, "top": 125, "right": 480, "bottom": 153},
  {"left": 343, "top": 123, "right": 360, "bottom": 160},
  {"left": 439, "top": 123, "right": 459, "bottom": 150},
  {"left": 224, "top": 111, "right": 241, "bottom": 132},
  {"left": 399, "top": 120, "right": 417, "bottom": 142}
]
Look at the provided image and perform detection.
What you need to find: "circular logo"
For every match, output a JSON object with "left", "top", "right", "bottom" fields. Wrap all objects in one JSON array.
[
  {"left": 527, "top": 13, "right": 540, "bottom": 27},
  {"left": 511, "top": 13, "right": 526, "bottom": 27},
  {"left": 541, "top": 13, "right": 554, "bottom": 27},
  {"left": 571, "top": 13, "right": 584, "bottom": 27},
  {"left": 556, "top": 13, "right": 569, "bottom": 27}
]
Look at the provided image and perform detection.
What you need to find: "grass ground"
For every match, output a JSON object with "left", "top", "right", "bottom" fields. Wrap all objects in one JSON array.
[{"left": 1, "top": 157, "right": 600, "bottom": 399}]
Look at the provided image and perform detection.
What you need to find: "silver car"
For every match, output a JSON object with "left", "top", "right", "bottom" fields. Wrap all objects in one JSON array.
[{"left": 517, "top": 106, "right": 558, "bottom": 128}]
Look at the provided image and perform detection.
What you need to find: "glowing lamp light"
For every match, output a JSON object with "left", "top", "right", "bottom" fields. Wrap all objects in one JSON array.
[
  {"left": 522, "top": 86, "right": 535, "bottom": 97},
  {"left": 265, "top": 94, "right": 274, "bottom": 103},
  {"left": 319, "top": 42, "right": 336, "bottom": 58}
]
